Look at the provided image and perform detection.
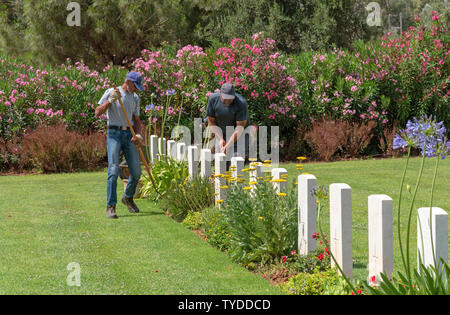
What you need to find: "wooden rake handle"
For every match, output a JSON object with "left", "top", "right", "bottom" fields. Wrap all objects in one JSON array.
[{"left": 114, "top": 87, "right": 160, "bottom": 197}]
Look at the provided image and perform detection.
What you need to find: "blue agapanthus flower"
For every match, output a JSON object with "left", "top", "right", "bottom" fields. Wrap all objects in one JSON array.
[
  {"left": 393, "top": 115, "right": 449, "bottom": 159},
  {"left": 145, "top": 104, "right": 155, "bottom": 111},
  {"left": 166, "top": 89, "right": 176, "bottom": 96}
]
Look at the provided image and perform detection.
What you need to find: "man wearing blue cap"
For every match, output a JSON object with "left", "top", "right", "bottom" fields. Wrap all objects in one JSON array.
[{"left": 95, "top": 71, "right": 145, "bottom": 219}]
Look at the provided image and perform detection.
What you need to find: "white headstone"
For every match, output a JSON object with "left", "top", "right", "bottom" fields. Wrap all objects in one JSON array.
[
  {"left": 187, "top": 145, "right": 199, "bottom": 179},
  {"left": 215, "top": 153, "right": 227, "bottom": 204},
  {"left": 368, "top": 194, "right": 393, "bottom": 285},
  {"left": 200, "top": 149, "right": 212, "bottom": 179},
  {"left": 158, "top": 137, "right": 166, "bottom": 159},
  {"left": 176, "top": 142, "right": 186, "bottom": 162},
  {"left": 249, "top": 162, "right": 264, "bottom": 182},
  {"left": 298, "top": 174, "right": 317, "bottom": 255},
  {"left": 417, "top": 207, "right": 448, "bottom": 273},
  {"left": 167, "top": 140, "right": 176, "bottom": 159},
  {"left": 150, "top": 135, "right": 158, "bottom": 163},
  {"left": 330, "top": 183, "right": 353, "bottom": 280},
  {"left": 231, "top": 156, "right": 245, "bottom": 180},
  {"left": 271, "top": 168, "right": 288, "bottom": 194}
]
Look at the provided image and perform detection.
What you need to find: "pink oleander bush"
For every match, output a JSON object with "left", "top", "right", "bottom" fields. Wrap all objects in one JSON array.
[{"left": 0, "top": 10, "right": 448, "bottom": 170}]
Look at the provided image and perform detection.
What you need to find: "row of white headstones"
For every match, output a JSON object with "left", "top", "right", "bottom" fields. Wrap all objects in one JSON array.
[{"left": 148, "top": 135, "right": 449, "bottom": 284}]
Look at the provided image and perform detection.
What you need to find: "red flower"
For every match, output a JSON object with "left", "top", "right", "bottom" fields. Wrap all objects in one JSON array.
[
  {"left": 282, "top": 256, "right": 287, "bottom": 263},
  {"left": 290, "top": 250, "right": 296, "bottom": 256},
  {"left": 312, "top": 232, "right": 319, "bottom": 240},
  {"left": 370, "top": 275, "right": 377, "bottom": 284},
  {"left": 317, "top": 253, "right": 324, "bottom": 261},
  {"left": 324, "top": 248, "right": 329, "bottom": 255}
]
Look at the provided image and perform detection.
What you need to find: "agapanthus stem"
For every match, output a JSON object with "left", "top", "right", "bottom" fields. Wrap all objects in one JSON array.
[
  {"left": 405, "top": 140, "right": 427, "bottom": 283},
  {"left": 397, "top": 147, "right": 411, "bottom": 279},
  {"left": 427, "top": 156, "right": 440, "bottom": 266}
]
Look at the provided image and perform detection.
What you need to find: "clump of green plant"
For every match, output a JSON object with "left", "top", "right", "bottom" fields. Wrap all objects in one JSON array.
[
  {"left": 221, "top": 175, "right": 298, "bottom": 266},
  {"left": 162, "top": 175, "right": 215, "bottom": 222},
  {"left": 140, "top": 155, "right": 188, "bottom": 201},
  {"left": 200, "top": 206, "right": 231, "bottom": 252},
  {"left": 182, "top": 211, "right": 203, "bottom": 230},
  {"left": 280, "top": 267, "right": 353, "bottom": 295}
]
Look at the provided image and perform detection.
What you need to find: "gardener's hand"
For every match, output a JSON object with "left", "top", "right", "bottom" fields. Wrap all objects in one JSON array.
[
  {"left": 108, "top": 89, "right": 121, "bottom": 103},
  {"left": 220, "top": 139, "right": 227, "bottom": 154},
  {"left": 132, "top": 134, "right": 144, "bottom": 146}
]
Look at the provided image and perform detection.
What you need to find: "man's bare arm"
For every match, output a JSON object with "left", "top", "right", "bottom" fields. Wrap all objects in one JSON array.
[
  {"left": 207, "top": 116, "right": 224, "bottom": 143},
  {"left": 95, "top": 100, "right": 111, "bottom": 118},
  {"left": 132, "top": 114, "right": 144, "bottom": 136},
  {"left": 224, "top": 120, "right": 247, "bottom": 152}
]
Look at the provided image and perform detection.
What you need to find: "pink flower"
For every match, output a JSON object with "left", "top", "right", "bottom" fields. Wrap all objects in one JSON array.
[
  {"left": 351, "top": 86, "right": 358, "bottom": 92},
  {"left": 290, "top": 250, "right": 296, "bottom": 256}
]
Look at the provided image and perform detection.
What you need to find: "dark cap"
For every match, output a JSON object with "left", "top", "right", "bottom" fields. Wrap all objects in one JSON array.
[{"left": 220, "top": 83, "right": 236, "bottom": 100}]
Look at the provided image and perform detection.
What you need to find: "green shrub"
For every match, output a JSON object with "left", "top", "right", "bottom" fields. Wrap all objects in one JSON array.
[
  {"left": 182, "top": 211, "right": 203, "bottom": 230},
  {"left": 200, "top": 206, "right": 231, "bottom": 252},
  {"left": 280, "top": 267, "right": 352, "bottom": 295},
  {"left": 140, "top": 156, "right": 188, "bottom": 201},
  {"left": 161, "top": 175, "right": 215, "bottom": 222},
  {"left": 222, "top": 177, "right": 298, "bottom": 265}
]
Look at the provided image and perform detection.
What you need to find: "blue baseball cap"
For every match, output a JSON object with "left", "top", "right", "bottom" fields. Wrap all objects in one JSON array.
[{"left": 126, "top": 71, "right": 144, "bottom": 91}]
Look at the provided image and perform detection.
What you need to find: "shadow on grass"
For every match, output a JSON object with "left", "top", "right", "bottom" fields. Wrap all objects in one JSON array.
[{"left": 119, "top": 210, "right": 163, "bottom": 218}]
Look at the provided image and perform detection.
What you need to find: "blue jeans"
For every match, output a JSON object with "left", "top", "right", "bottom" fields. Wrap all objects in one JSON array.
[{"left": 106, "top": 129, "right": 141, "bottom": 206}]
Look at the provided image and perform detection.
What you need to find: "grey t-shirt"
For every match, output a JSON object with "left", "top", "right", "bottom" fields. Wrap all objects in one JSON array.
[
  {"left": 206, "top": 92, "right": 249, "bottom": 140},
  {"left": 98, "top": 86, "right": 140, "bottom": 127}
]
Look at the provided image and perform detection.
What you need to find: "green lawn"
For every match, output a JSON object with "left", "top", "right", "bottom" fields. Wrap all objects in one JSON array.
[
  {"left": 0, "top": 156, "right": 448, "bottom": 294},
  {"left": 0, "top": 171, "right": 282, "bottom": 295}
]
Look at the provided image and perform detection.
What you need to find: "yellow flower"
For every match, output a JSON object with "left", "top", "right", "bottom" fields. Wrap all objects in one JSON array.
[
  {"left": 296, "top": 164, "right": 304, "bottom": 168},
  {"left": 249, "top": 158, "right": 258, "bottom": 162},
  {"left": 243, "top": 186, "right": 252, "bottom": 191},
  {"left": 262, "top": 163, "right": 272, "bottom": 167},
  {"left": 258, "top": 177, "right": 264, "bottom": 180},
  {"left": 242, "top": 168, "right": 250, "bottom": 172},
  {"left": 264, "top": 160, "right": 271, "bottom": 163},
  {"left": 216, "top": 199, "right": 224, "bottom": 204},
  {"left": 248, "top": 181, "right": 257, "bottom": 185},
  {"left": 277, "top": 193, "right": 287, "bottom": 197},
  {"left": 271, "top": 179, "right": 287, "bottom": 183},
  {"left": 297, "top": 157, "right": 307, "bottom": 160},
  {"left": 220, "top": 186, "right": 229, "bottom": 189},
  {"left": 258, "top": 216, "right": 264, "bottom": 220}
]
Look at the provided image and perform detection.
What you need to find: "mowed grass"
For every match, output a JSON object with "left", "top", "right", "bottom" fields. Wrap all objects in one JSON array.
[
  {"left": 0, "top": 171, "right": 282, "bottom": 295},
  {"left": 283, "top": 156, "right": 450, "bottom": 281},
  {"left": 0, "top": 156, "right": 448, "bottom": 294}
]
